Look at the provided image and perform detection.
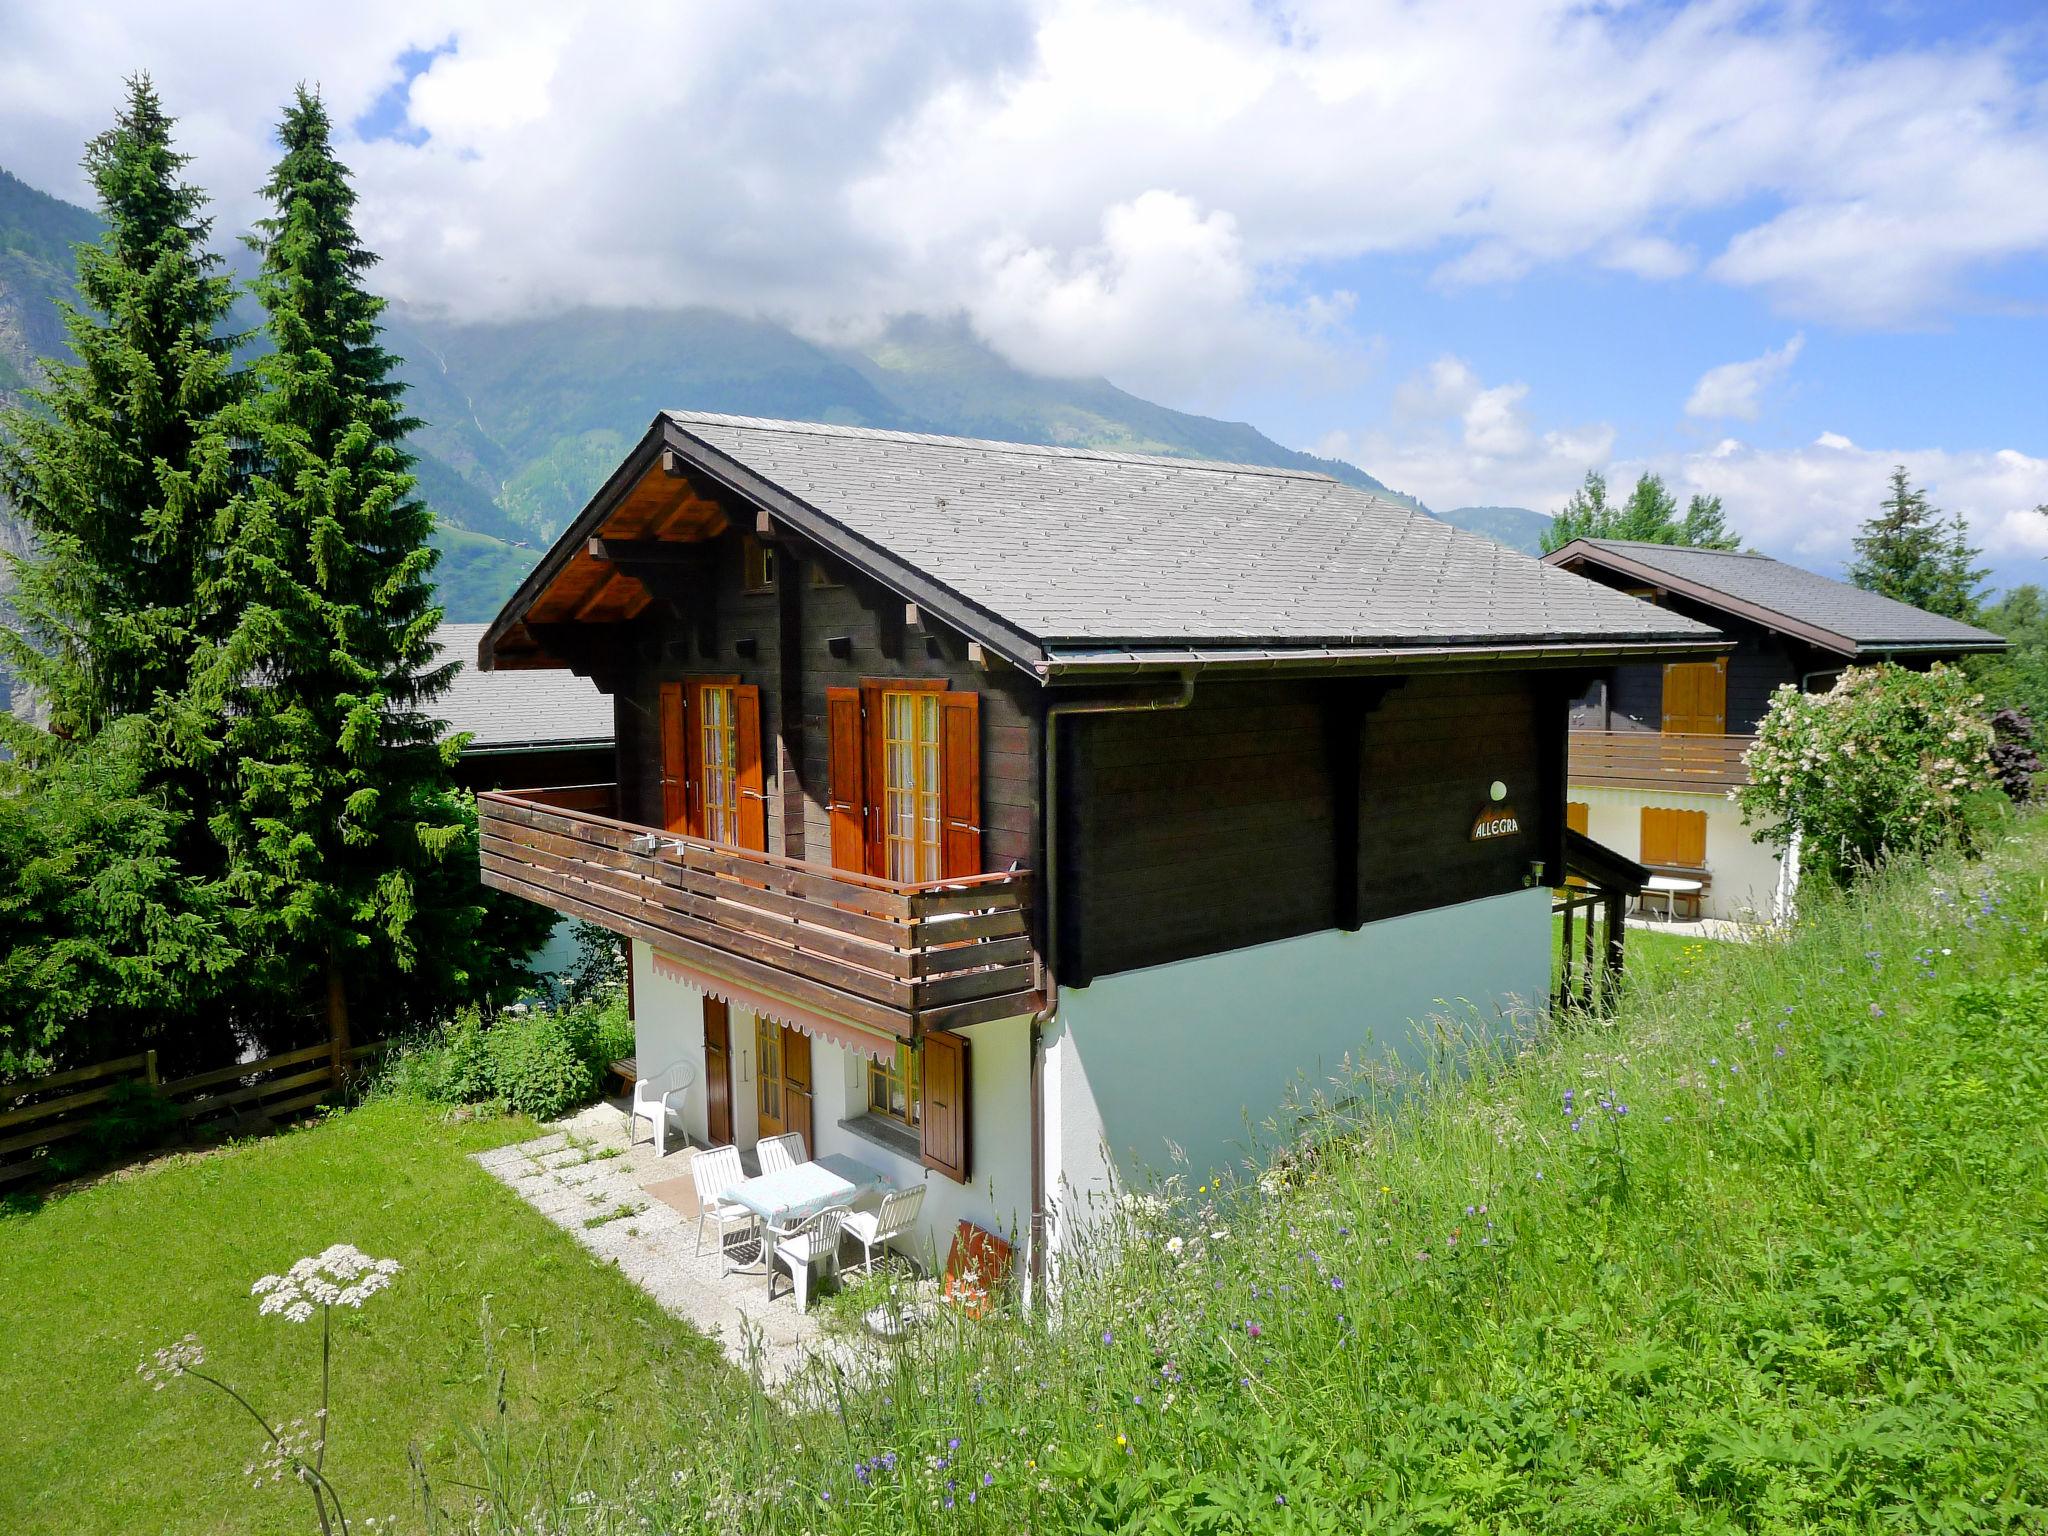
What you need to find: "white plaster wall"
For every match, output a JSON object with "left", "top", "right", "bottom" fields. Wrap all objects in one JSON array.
[
  {"left": 1573, "top": 787, "right": 1783, "bottom": 922},
  {"left": 1044, "top": 886, "right": 1553, "bottom": 1232},
  {"left": 627, "top": 942, "right": 1032, "bottom": 1266}
]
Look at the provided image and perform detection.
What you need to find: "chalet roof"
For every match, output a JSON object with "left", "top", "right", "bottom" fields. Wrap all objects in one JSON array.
[
  {"left": 1546, "top": 539, "right": 2006, "bottom": 660},
  {"left": 434, "top": 622, "right": 612, "bottom": 751},
  {"left": 483, "top": 413, "right": 1723, "bottom": 679}
]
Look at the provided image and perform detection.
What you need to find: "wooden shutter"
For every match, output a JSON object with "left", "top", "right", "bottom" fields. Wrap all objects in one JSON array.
[
  {"left": 827, "top": 687, "right": 866, "bottom": 873},
  {"left": 734, "top": 684, "right": 767, "bottom": 852},
  {"left": 939, "top": 690, "right": 981, "bottom": 879},
  {"left": 1566, "top": 801, "right": 1589, "bottom": 835},
  {"left": 920, "top": 1029, "right": 969, "bottom": 1183},
  {"left": 1662, "top": 660, "right": 1727, "bottom": 735},
  {"left": 703, "top": 997, "right": 732, "bottom": 1146},
  {"left": 782, "top": 1026, "right": 813, "bottom": 1153},
  {"left": 658, "top": 682, "right": 687, "bottom": 832},
  {"left": 862, "top": 682, "right": 888, "bottom": 876},
  {"left": 1640, "top": 806, "right": 1707, "bottom": 868}
]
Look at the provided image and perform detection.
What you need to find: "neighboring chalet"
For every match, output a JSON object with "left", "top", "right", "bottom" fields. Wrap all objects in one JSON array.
[
  {"left": 475, "top": 413, "right": 1719, "bottom": 1272},
  {"left": 434, "top": 621, "right": 614, "bottom": 798},
  {"left": 1545, "top": 539, "right": 2007, "bottom": 920}
]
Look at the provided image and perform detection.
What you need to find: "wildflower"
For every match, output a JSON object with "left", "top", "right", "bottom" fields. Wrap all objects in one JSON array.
[
  {"left": 1116, "top": 1432, "right": 1127, "bottom": 1447},
  {"left": 254, "top": 1245, "right": 400, "bottom": 1322},
  {"left": 1245, "top": 1320, "right": 1262, "bottom": 1338},
  {"left": 1165, "top": 1236, "right": 1184, "bottom": 1258},
  {"left": 948, "top": 1437, "right": 961, "bottom": 1451},
  {"left": 1870, "top": 1003, "right": 1885, "bottom": 1018},
  {"left": 1330, "top": 1276, "right": 1345, "bottom": 1290},
  {"left": 1101, "top": 1330, "right": 1113, "bottom": 1346},
  {"left": 137, "top": 1335, "right": 206, "bottom": 1389}
]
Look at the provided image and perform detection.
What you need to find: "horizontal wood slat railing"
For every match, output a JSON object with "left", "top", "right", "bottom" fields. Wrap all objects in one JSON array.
[
  {"left": 0, "top": 1039, "right": 385, "bottom": 1184},
  {"left": 1568, "top": 730, "right": 1755, "bottom": 791},
  {"left": 478, "top": 788, "right": 1042, "bottom": 1038}
]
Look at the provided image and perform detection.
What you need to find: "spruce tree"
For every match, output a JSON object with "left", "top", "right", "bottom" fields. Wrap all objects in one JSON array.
[
  {"left": 200, "top": 88, "right": 543, "bottom": 1058},
  {"left": 1850, "top": 466, "right": 1981, "bottom": 619},
  {"left": 0, "top": 75, "right": 242, "bottom": 751}
]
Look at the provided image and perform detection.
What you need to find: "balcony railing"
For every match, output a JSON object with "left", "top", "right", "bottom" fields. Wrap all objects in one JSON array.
[
  {"left": 478, "top": 789, "right": 1040, "bottom": 1039},
  {"left": 1568, "top": 729, "right": 1755, "bottom": 792}
]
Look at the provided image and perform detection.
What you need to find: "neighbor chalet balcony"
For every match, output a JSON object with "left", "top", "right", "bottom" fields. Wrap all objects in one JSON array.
[
  {"left": 478, "top": 788, "right": 1040, "bottom": 1039},
  {"left": 1567, "top": 729, "right": 1756, "bottom": 793}
]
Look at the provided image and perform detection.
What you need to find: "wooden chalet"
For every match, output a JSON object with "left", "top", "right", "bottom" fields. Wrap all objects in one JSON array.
[
  {"left": 477, "top": 413, "right": 1720, "bottom": 1273},
  {"left": 1545, "top": 538, "right": 2006, "bottom": 919}
]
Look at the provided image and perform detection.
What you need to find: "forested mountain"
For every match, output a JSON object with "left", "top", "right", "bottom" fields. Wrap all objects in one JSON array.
[
  {"left": 2, "top": 164, "right": 1547, "bottom": 624},
  {"left": 1431, "top": 504, "right": 1552, "bottom": 554}
]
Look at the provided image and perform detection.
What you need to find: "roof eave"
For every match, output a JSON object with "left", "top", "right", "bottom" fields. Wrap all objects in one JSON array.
[
  {"left": 1542, "top": 538, "right": 1863, "bottom": 656},
  {"left": 1038, "top": 634, "right": 1732, "bottom": 682}
]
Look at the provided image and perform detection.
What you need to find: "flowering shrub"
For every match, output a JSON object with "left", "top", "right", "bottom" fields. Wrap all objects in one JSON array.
[
  {"left": 141, "top": 1243, "right": 401, "bottom": 1535},
  {"left": 1737, "top": 663, "right": 1996, "bottom": 884}
]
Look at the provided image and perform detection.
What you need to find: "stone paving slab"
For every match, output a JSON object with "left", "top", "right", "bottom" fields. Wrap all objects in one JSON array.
[{"left": 473, "top": 1101, "right": 874, "bottom": 1388}]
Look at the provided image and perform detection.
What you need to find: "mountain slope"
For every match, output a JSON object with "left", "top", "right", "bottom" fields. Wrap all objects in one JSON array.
[
  {"left": 2, "top": 165, "right": 1446, "bottom": 622},
  {"left": 1434, "top": 504, "right": 1552, "bottom": 555}
]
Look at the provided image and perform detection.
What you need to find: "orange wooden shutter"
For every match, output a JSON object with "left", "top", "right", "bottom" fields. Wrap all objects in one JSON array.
[
  {"left": 658, "top": 681, "right": 687, "bottom": 832},
  {"left": 862, "top": 683, "right": 888, "bottom": 876},
  {"left": 1640, "top": 806, "right": 1707, "bottom": 868},
  {"left": 1662, "top": 660, "right": 1727, "bottom": 735},
  {"left": 1661, "top": 663, "right": 1695, "bottom": 733},
  {"left": 734, "top": 684, "right": 767, "bottom": 852},
  {"left": 826, "top": 687, "right": 866, "bottom": 873},
  {"left": 1566, "top": 801, "right": 1589, "bottom": 835},
  {"left": 939, "top": 690, "right": 981, "bottom": 879},
  {"left": 1700, "top": 657, "right": 1727, "bottom": 734},
  {"left": 702, "top": 998, "right": 732, "bottom": 1146},
  {"left": 920, "top": 1029, "right": 969, "bottom": 1183}
]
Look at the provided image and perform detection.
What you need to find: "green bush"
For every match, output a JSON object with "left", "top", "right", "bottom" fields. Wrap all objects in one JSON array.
[
  {"left": 373, "top": 991, "right": 631, "bottom": 1122},
  {"left": 1738, "top": 662, "right": 1998, "bottom": 883}
]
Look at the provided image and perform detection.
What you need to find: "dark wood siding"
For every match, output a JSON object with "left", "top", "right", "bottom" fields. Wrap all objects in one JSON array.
[
  {"left": 1061, "top": 681, "right": 1336, "bottom": 980},
  {"left": 1060, "top": 671, "right": 1555, "bottom": 981},
  {"left": 452, "top": 744, "right": 614, "bottom": 796},
  {"left": 1356, "top": 671, "right": 1551, "bottom": 924},
  {"left": 606, "top": 529, "right": 1039, "bottom": 877}
]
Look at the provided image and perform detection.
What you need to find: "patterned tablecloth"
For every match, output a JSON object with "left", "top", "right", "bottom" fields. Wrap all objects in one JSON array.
[{"left": 727, "top": 1152, "right": 889, "bottom": 1225}]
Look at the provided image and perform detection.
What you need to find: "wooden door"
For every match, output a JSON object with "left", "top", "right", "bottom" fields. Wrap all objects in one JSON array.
[
  {"left": 702, "top": 998, "right": 733, "bottom": 1146},
  {"left": 755, "top": 1016, "right": 786, "bottom": 1139},
  {"left": 753, "top": 1020, "right": 813, "bottom": 1151},
  {"left": 1661, "top": 659, "right": 1727, "bottom": 735}
]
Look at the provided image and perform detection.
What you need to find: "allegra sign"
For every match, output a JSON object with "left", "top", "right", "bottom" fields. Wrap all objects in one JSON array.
[{"left": 1470, "top": 805, "right": 1522, "bottom": 841}]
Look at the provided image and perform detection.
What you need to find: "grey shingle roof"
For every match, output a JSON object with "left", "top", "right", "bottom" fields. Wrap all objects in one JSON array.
[
  {"left": 663, "top": 412, "right": 1717, "bottom": 664},
  {"left": 434, "top": 622, "right": 613, "bottom": 749},
  {"left": 1570, "top": 540, "right": 2006, "bottom": 655}
]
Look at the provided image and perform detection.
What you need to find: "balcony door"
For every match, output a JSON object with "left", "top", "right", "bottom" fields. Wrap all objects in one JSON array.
[
  {"left": 753, "top": 1016, "right": 812, "bottom": 1149},
  {"left": 825, "top": 680, "right": 981, "bottom": 881},
  {"left": 1661, "top": 658, "right": 1727, "bottom": 735},
  {"left": 658, "top": 677, "right": 767, "bottom": 849}
]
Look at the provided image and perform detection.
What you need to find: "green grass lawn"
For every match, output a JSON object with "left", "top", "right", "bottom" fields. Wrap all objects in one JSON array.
[
  {"left": 0, "top": 1100, "right": 730, "bottom": 1536},
  {"left": 1555, "top": 909, "right": 1718, "bottom": 996}
]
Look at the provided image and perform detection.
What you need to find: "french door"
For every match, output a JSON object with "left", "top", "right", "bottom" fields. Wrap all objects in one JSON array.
[{"left": 753, "top": 1018, "right": 813, "bottom": 1149}]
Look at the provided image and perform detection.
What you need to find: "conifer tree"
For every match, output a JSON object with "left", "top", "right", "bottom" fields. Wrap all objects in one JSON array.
[
  {"left": 0, "top": 74, "right": 242, "bottom": 751},
  {"left": 200, "top": 89, "right": 543, "bottom": 1057},
  {"left": 1850, "top": 466, "right": 1983, "bottom": 621}
]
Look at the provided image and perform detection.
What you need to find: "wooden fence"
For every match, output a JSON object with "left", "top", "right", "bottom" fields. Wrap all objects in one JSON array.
[{"left": 0, "top": 1038, "right": 384, "bottom": 1187}]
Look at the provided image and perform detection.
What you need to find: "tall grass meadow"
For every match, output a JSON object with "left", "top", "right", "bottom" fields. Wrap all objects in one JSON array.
[{"left": 427, "top": 821, "right": 2048, "bottom": 1530}]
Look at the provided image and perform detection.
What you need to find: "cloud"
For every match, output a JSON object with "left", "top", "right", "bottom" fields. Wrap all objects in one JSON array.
[
  {"left": 1685, "top": 334, "right": 1805, "bottom": 421},
  {"left": 1331, "top": 355, "right": 1615, "bottom": 512},
  {"left": 0, "top": 0, "right": 2044, "bottom": 399}
]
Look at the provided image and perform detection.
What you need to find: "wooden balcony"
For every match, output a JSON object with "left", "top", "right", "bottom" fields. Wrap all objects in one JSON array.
[
  {"left": 478, "top": 789, "right": 1041, "bottom": 1039},
  {"left": 1568, "top": 729, "right": 1755, "bottom": 792}
]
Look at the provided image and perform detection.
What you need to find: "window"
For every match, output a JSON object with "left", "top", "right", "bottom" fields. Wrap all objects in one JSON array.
[
  {"left": 867, "top": 1043, "right": 920, "bottom": 1127},
  {"left": 881, "top": 688, "right": 943, "bottom": 882},
  {"left": 756, "top": 1016, "right": 783, "bottom": 1126},
  {"left": 743, "top": 535, "right": 776, "bottom": 592},
  {"left": 698, "top": 682, "right": 739, "bottom": 845}
]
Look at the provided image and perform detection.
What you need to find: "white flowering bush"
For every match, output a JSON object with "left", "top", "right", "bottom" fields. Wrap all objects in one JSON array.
[
  {"left": 140, "top": 1243, "right": 401, "bottom": 1535},
  {"left": 1737, "top": 663, "right": 1996, "bottom": 884}
]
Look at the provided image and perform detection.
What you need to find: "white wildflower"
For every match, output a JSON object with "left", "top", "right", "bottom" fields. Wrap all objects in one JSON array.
[
  {"left": 137, "top": 1334, "right": 205, "bottom": 1388},
  {"left": 1164, "top": 1236, "right": 1185, "bottom": 1258},
  {"left": 253, "top": 1244, "right": 401, "bottom": 1322}
]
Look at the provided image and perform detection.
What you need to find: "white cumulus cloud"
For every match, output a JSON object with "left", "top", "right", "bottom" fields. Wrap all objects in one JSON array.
[{"left": 1685, "top": 334, "right": 1805, "bottom": 421}]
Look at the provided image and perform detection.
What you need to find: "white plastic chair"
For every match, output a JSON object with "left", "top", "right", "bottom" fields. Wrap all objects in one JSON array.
[
  {"left": 628, "top": 1058, "right": 695, "bottom": 1156},
  {"left": 767, "top": 1204, "right": 847, "bottom": 1311},
  {"left": 757, "top": 1132, "right": 806, "bottom": 1176},
  {"left": 839, "top": 1183, "right": 926, "bottom": 1276},
  {"left": 690, "top": 1145, "right": 759, "bottom": 1271}
]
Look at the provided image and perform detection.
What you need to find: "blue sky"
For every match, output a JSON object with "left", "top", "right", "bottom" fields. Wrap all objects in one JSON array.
[{"left": 1, "top": 0, "right": 2043, "bottom": 584}]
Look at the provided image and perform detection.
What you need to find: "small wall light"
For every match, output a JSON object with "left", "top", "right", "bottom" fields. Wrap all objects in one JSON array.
[{"left": 1490, "top": 780, "right": 1508, "bottom": 803}]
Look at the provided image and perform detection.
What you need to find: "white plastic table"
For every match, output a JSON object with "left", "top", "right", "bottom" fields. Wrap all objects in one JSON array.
[
  {"left": 1642, "top": 874, "right": 1703, "bottom": 922},
  {"left": 726, "top": 1152, "right": 890, "bottom": 1226}
]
